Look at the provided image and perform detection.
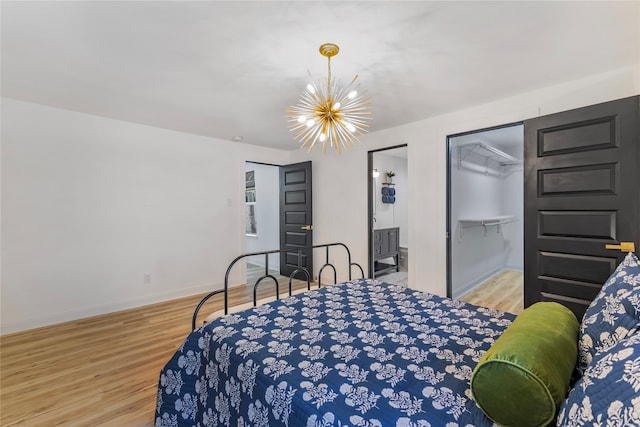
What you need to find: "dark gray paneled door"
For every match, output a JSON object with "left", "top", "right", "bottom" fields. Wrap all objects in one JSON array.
[
  {"left": 280, "top": 161, "right": 313, "bottom": 277},
  {"left": 524, "top": 95, "right": 639, "bottom": 320}
]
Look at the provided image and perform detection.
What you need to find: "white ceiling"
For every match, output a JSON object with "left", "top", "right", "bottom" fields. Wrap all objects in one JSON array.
[{"left": 2, "top": 1, "right": 638, "bottom": 151}]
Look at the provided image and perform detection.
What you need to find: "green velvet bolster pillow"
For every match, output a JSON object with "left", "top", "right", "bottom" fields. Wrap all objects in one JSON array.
[{"left": 470, "top": 302, "right": 579, "bottom": 427}]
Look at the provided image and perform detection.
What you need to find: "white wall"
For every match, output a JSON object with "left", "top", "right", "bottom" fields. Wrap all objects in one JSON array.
[
  {"left": 1, "top": 98, "right": 290, "bottom": 334},
  {"left": 244, "top": 163, "right": 280, "bottom": 268},
  {"left": 290, "top": 65, "right": 640, "bottom": 295},
  {"left": 2, "top": 65, "right": 638, "bottom": 333}
]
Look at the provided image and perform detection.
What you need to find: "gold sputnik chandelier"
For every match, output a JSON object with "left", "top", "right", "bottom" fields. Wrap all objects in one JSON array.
[{"left": 287, "top": 43, "right": 372, "bottom": 154}]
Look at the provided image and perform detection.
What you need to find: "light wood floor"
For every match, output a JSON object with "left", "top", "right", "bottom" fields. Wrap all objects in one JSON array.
[
  {"left": 458, "top": 269, "right": 524, "bottom": 314},
  {"left": 1, "top": 270, "right": 520, "bottom": 426},
  {"left": 0, "top": 277, "right": 309, "bottom": 427}
]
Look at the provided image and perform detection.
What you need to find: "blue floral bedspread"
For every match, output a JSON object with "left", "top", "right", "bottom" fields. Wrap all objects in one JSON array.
[{"left": 155, "top": 279, "right": 514, "bottom": 426}]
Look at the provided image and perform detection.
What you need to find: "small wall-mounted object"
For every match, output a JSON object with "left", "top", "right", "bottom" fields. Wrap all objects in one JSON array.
[
  {"left": 385, "top": 170, "right": 396, "bottom": 183},
  {"left": 381, "top": 185, "right": 396, "bottom": 203}
]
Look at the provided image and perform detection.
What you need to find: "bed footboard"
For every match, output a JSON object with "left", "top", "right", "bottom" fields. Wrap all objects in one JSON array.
[{"left": 191, "top": 242, "right": 364, "bottom": 330}]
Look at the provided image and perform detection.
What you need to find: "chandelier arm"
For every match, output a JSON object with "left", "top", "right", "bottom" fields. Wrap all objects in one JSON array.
[
  {"left": 334, "top": 126, "right": 350, "bottom": 152},
  {"left": 294, "top": 129, "right": 313, "bottom": 142},
  {"left": 304, "top": 126, "right": 320, "bottom": 146},
  {"left": 328, "top": 127, "right": 341, "bottom": 155},
  {"left": 345, "top": 124, "right": 368, "bottom": 131},
  {"left": 307, "top": 133, "right": 319, "bottom": 151},
  {"left": 333, "top": 123, "right": 355, "bottom": 148},
  {"left": 348, "top": 114, "right": 373, "bottom": 122},
  {"left": 340, "top": 96, "right": 370, "bottom": 108},
  {"left": 298, "top": 124, "right": 320, "bottom": 145},
  {"left": 333, "top": 79, "right": 349, "bottom": 102},
  {"left": 343, "top": 108, "right": 372, "bottom": 116},
  {"left": 309, "top": 128, "right": 326, "bottom": 152}
]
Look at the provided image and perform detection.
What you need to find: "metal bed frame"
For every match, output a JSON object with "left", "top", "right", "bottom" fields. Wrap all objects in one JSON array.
[{"left": 191, "top": 242, "right": 364, "bottom": 330}]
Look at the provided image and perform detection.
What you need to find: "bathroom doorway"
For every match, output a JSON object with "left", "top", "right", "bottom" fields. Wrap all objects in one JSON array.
[{"left": 368, "top": 145, "right": 408, "bottom": 286}]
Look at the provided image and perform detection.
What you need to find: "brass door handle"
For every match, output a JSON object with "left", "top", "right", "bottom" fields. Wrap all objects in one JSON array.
[
  {"left": 605, "top": 242, "right": 635, "bottom": 252},
  {"left": 301, "top": 225, "right": 313, "bottom": 231}
]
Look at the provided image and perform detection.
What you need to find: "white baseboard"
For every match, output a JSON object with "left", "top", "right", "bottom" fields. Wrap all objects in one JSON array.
[
  {"left": 504, "top": 264, "right": 523, "bottom": 272},
  {"left": 1, "top": 282, "right": 222, "bottom": 335},
  {"left": 453, "top": 268, "right": 502, "bottom": 300},
  {"left": 453, "top": 264, "right": 524, "bottom": 300},
  {"left": 453, "top": 266, "right": 525, "bottom": 300}
]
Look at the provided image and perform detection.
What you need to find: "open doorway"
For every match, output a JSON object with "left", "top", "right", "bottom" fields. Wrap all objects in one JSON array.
[
  {"left": 447, "top": 124, "right": 524, "bottom": 314},
  {"left": 368, "top": 145, "right": 408, "bottom": 286},
  {"left": 243, "top": 160, "right": 313, "bottom": 292},
  {"left": 244, "top": 162, "right": 281, "bottom": 283}
]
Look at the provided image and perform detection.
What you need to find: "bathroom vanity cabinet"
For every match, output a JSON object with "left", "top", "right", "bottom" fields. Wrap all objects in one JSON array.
[{"left": 373, "top": 227, "right": 399, "bottom": 276}]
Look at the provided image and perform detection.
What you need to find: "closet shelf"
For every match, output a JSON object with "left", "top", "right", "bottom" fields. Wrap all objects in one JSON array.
[
  {"left": 458, "top": 215, "right": 519, "bottom": 227},
  {"left": 458, "top": 215, "right": 518, "bottom": 237},
  {"left": 457, "top": 142, "right": 522, "bottom": 167}
]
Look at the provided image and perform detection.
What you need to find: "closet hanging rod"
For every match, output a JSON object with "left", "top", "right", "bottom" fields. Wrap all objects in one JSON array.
[
  {"left": 457, "top": 142, "right": 522, "bottom": 166},
  {"left": 458, "top": 215, "right": 519, "bottom": 238}
]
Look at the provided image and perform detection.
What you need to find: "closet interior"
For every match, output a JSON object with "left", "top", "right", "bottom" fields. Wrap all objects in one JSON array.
[{"left": 449, "top": 125, "right": 524, "bottom": 300}]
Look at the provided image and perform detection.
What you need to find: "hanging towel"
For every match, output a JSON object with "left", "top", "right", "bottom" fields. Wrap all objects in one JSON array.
[
  {"left": 382, "top": 195, "right": 396, "bottom": 204},
  {"left": 381, "top": 186, "right": 396, "bottom": 196}
]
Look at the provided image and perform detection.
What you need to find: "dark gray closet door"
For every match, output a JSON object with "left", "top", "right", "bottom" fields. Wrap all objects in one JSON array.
[{"left": 524, "top": 95, "right": 639, "bottom": 320}]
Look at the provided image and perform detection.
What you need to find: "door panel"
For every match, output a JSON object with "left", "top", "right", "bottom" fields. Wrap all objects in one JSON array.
[
  {"left": 537, "top": 116, "right": 617, "bottom": 155},
  {"left": 280, "top": 161, "right": 313, "bottom": 277},
  {"left": 524, "top": 95, "right": 639, "bottom": 320},
  {"left": 538, "top": 211, "right": 616, "bottom": 240},
  {"left": 538, "top": 163, "right": 616, "bottom": 195}
]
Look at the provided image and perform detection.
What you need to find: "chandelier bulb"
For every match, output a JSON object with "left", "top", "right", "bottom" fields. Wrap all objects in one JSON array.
[
  {"left": 346, "top": 123, "right": 356, "bottom": 132},
  {"left": 306, "top": 84, "right": 315, "bottom": 94},
  {"left": 297, "top": 115, "right": 306, "bottom": 123},
  {"left": 348, "top": 90, "right": 358, "bottom": 99},
  {"left": 319, "top": 133, "right": 326, "bottom": 142},
  {"left": 332, "top": 102, "right": 341, "bottom": 110},
  {"left": 306, "top": 119, "right": 315, "bottom": 128}
]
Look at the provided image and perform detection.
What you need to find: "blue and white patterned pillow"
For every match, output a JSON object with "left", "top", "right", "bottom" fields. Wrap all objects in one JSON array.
[
  {"left": 577, "top": 252, "right": 640, "bottom": 375},
  {"left": 557, "top": 332, "right": 640, "bottom": 426}
]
